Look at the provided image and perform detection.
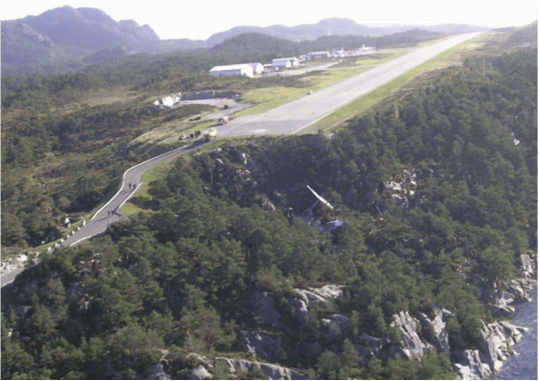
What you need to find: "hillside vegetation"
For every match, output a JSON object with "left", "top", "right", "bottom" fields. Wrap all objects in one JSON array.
[
  {"left": 3, "top": 8, "right": 448, "bottom": 77},
  {"left": 1, "top": 28, "right": 536, "bottom": 379},
  {"left": 1, "top": 28, "right": 446, "bottom": 252}
]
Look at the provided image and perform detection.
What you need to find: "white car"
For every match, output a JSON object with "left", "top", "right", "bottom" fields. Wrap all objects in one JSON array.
[{"left": 308, "top": 90, "right": 314, "bottom": 95}]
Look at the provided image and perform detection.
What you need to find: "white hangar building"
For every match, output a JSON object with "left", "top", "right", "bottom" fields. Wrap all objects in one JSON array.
[
  {"left": 307, "top": 51, "right": 331, "bottom": 60},
  {"left": 209, "top": 64, "right": 254, "bottom": 77},
  {"left": 271, "top": 57, "right": 299, "bottom": 70}
]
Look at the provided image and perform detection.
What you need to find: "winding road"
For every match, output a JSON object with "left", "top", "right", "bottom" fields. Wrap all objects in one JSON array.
[
  {"left": 1, "top": 142, "right": 207, "bottom": 286},
  {"left": 1, "top": 33, "right": 481, "bottom": 287}
]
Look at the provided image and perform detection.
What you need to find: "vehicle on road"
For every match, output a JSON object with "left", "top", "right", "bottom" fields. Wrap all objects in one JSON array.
[
  {"left": 308, "top": 90, "right": 314, "bottom": 95},
  {"left": 178, "top": 134, "right": 188, "bottom": 141},
  {"left": 203, "top": 128, "right": 218, "bottom": 141},
  {"left": 218, "top": 116, "right": 229, "bottom": 125}
]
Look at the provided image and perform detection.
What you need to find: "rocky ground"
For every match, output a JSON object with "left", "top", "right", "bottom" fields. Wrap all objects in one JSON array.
[
  {"left": 3, "top": 143, "right": 536, "bottom": 380},
  {"left": 180, "top": 253, "right": 536, "bottom": 380},
  {"left": 178, "top": 146, "right": 538, "bottom": 380}
]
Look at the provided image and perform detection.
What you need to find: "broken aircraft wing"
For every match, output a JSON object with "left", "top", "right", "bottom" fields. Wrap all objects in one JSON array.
[{"left": 306, "top": 185, "right": 334, "bottom": 209}]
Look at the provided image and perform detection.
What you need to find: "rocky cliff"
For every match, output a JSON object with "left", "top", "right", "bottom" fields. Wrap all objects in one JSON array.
[{"left": 182, "top": 253, "right": 536, "bottom": 380}]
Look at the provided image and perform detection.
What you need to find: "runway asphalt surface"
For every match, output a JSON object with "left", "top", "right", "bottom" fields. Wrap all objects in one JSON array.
[
  {"left": 1, "top": 33, "right": 480, "bottom": 287},
  {"left": 217, "top": 33, "right": 480, "bottom": 137}
]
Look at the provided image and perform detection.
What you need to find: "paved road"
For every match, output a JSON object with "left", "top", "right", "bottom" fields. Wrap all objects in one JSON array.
[
  {"left": 1, "top": 33, "right": 480, "bottom": 287},
  {"left": 217, "top": 33, "right": 480, "bottom": 137},
  {"left": 63, "top": 142, "right": 208, "bottom": 247},
  {"left": 261, "top": 62, "right": 337, "bottom": 77},
  {"left": 1, "top": 142, "right": 207, "bottom": 287}
]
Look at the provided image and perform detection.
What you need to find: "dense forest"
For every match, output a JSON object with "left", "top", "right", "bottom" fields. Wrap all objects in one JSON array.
[
  {"left": 1, "top": 27, "right": 536, "bottom": 379},
  {"left": 0, "top": 28, "right": 443, "bottom": 251}
]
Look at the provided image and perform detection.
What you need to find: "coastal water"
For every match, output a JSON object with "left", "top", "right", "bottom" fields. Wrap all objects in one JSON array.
[{"left": 492, "top": 286, "right": 537, "bottom": 380}]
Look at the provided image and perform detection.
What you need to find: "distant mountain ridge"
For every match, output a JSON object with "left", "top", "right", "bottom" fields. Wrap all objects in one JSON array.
[
  {"left": 205, "top": 18, "right": 490, "bottom": 45},
  {"left": 205, "top": 17, "right": 411, "bottom": 45},
  {"left": 12, "top": 6, "right": 160, "bottom": 50},
  {"left": 1, "top": 6, "right": 490, "bottom": 75}
]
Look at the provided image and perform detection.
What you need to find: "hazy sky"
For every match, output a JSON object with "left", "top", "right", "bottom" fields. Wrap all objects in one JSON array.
[{"left": 2, "top": 0, "right": 537, "bottom": 40}]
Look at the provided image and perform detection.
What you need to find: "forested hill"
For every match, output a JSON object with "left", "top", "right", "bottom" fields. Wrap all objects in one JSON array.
[
  {"left": 2, "top": 22, "right": 443, "bottom": 77},
  {"left": 205, "top": 17, "right": 488, "bottom": 45},
  {"left": 210, "top": 29, "right": 443, "bottom": 56},
  {"left": 3, "top": 5, "right": 473, "bottom": 77},
  {"left": 1, "top": 32, "right": 536, "bottom": 379},
  {"left": 1, "top": 27, "right": 442, "bottom": 112}
]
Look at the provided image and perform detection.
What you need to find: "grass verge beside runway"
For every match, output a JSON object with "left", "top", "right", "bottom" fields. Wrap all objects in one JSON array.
[
  {"left": 299, "top": 33, "right": 492, "bottom": 134},
  {"left": 236, "top": 66, "right": 370, "bottom": 117}
]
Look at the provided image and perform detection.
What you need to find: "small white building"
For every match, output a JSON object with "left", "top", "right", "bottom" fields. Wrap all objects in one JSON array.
[
  {"left": 307, "top": 51, "right": 331, "bottom": 60},
  {"left": 271, "top": 57, "right": 299, "bottom": 70},
  {"left": 246, "top": 62, "right": 264, "bottom": 74},
  {"left": 289, "top": 57, "right": 299, "bottom": 67},
  {"left": 209, "top": 64, "right": 254, "bottom": 77}
]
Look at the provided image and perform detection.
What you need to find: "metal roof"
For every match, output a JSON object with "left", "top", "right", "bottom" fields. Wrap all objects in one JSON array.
[
  {"left": 271, "top": 58, "right": 298, "bottom": 65},
  {"left": 210, "top": 64, "right": 252, "bottom": 71},
  {"left": 272, "top": 57, "right": 298, "bottom": 62}
]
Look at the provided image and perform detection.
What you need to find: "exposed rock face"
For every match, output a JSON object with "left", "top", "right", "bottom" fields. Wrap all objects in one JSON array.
[
  {"left": 189, "top": 365, "right": 212, "bottom": 380},
  {"left": 388, "top": 306, "right": 529, "bottom": 379},
  {"left": 355, "top": 334, "right": 387, "bottom": 366},
  {"left": 477, "top": 321, "right": 527, "bottom": 373},
  {"left": 293, "top": 289, "right": 326, "bottom": 304},
  {"left": 418, "top": 308, "right": 452, "bottom": 355},
  {"left": 453, "top": 350, "right": 492, "bottom": 380},
  {"left": 390, "top": 311, "right": 433, "bottom": 360},
  {"left": 244, "top": 270, "right": 532, "bottom": 381},
  {"left": 147, "top": 363, "right": 171, "bottom": 380},
  {"left": 483, "top": 263, "right": 536, "bottom": 317},
  {"left": 216, "top": 357, "right": 306, "bottom": 380},
  {"left": 307, "top": 284, "right": 344, "bottom": 300},
  {"left": 452, "top": 320, "right": 528, "bottom": 380},
  {"left": 251, "top": 292, "right": 280, "bottom": 326},
  {"left": 289, "top": 298, "right": 309, "bottom": 325},
  {"left": 250, "top": 285, "right": 345, "bottom": 328},
  {"left": 323, "top": 313, "right": 349, "bottom": 338},
  {"left": 187, "top": 353, "right": 213, "bottom": 369},
  {"left": 241, "top": 331, "right": 283, "bottom": 361},
  {"left": 507, "top": 278, "right": 535, "bottom": 302},
  {"left": 518, "top": 252, "right": 537, "bottom": 278},
  {"left": 485, "top": 289, "right": 517, "bottom": 316}
]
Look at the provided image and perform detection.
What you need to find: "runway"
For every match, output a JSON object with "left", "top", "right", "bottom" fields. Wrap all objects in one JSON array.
[{"left": 217, "top": 33, "right": 480, "bottom": 137}]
